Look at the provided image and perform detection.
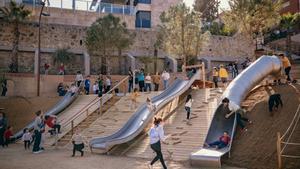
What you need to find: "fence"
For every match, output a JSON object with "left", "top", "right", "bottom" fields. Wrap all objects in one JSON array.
[
  {"left": 277, "top": 103, "right": 300, "bottom": 169},
  {"left": 10, "top": 0, "right": 135, "bottom": 15}
]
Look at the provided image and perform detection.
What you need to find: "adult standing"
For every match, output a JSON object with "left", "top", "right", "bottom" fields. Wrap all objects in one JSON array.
[
  {"left": 75, "top": 71, "right": 84, "bottom": 87},
  {"left": 1, "top": 79, "right": 8, "bottom": 96},
  {"left": 161, "top": 70, "right": 170, "bottom": 90},
  {"left": 44, "top": 63, "right": 50, "bottom": 75},
  {"left": 128, "top": 68, "right": 134, "bottom": 93},
  {"left": 152, "top": 72, "right": 160, "bottom": 91},
  {"left": 233, "top": 61, "right": 239, "bottom": 78},
  {"left": 137, "top": 70, "right": 145, "bottom": 92},
  {"left": 145, "top": 73, "right": 152, "bottom": 92},
  {"left": 280, "top": 54, "right": 292, "bottom": 83},
  {"left": 84, "top": 76, "right": 91, "bottom": 95},
  {"left": 212, "top": 67, "right": 219, "bottom": 88},
  {"left": 148, "top": 117, "right": 168, "bottom": 169},
  {"left": 98, "top": 75, "right": 104, "bottom": 97},
  {"left": 32, "top": 111, "right": 43, "bottom": 153},
  {"left": 219, "top": 65, "right": 229, "bottom": 87},
  {"left": 0, "top": 112, "right": 8, "bottom": 147},
  {"left": 105, "top": 76, "right": 112, "bottom": 93}
]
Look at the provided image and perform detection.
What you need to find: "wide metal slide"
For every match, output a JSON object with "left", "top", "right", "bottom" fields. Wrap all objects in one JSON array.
[
  {"left": 89, "top": 71, "right": 201, "bottom": 153},
  {"left": 190, "top": 55, "right": 282, "bottom": 167},
  {"left": 14, "top": 91, "right": 78, "bottom": 139}
]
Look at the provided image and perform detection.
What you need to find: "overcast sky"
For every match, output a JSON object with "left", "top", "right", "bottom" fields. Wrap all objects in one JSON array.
[{"left": 183, "top": 0, "right": 230, "bottom": 10}]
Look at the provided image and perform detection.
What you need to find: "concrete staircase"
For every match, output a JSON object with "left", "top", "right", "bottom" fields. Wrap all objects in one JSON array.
[
  {"left": 125, "top": 88, "right": 223, "bottom": 161},
  {"left": 57, "top": 96, "right": 122, "bottom": 146}
]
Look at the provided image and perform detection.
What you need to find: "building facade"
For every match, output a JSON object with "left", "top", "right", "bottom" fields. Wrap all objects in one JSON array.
[{"left": 280, "top": 0, "right": 300, "bottom": 14}]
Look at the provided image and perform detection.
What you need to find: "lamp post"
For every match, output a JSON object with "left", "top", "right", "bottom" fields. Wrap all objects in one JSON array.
[{"left": 37, "top": 0, "right": 50, "bottom": 96}]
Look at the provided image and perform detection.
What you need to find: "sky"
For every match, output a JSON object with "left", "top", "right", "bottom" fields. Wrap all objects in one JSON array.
[{"left": 183, "top": 0, "right": 230, "bottom": 11}]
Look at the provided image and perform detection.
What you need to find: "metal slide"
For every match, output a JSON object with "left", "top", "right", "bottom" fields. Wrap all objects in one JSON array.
[
  {"left": 14, "top": 91, "right": 78, "bottom": 139},
  {"left": 89, "top": 71, "right": 201, "bottom": 152},
  {"left": 190, "top": 55, "right": 282, "bottom": 167}
]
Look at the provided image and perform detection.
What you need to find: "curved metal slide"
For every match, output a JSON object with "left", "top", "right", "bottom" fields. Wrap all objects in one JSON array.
[
  {"left": 14, "top": 91, "right": 78, "bottom": 139},
  {"left": 89, "top": 71, "right": 201, "bottom": 152},
  {"left": 190, "top": 55, "right": 282, "bottom": 167}
]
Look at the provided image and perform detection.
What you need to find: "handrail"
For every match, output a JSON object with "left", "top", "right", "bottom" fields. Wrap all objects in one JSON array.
[{"left": 61, "top": 76, "right": 129, "bottom": 134}]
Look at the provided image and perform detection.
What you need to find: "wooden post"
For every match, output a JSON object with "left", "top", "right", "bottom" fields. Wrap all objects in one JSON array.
[
  {"left": 202, "top": 63, "right": 206, "bottom": 88},
  {"left": 277, "top": 132, "right": 282, "bottom": 169},
  {"left": 71, "top": 120, "right": 74, "bottom": 136},
  {"left": 99, "top": 98, "right": 103, "bottom": 115}
]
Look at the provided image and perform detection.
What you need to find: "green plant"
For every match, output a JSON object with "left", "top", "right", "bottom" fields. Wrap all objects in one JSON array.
[
  {"left": 0, "top": 1, "right": 31, "bottom": 73},
  {"left": 52, "top": 48, "right": 74, "bottom": 65}
]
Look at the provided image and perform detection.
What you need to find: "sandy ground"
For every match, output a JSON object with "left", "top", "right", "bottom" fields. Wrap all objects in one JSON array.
[
  {"left": 223, "top": 84, "right": 300, "bottom": 169},
  {"left": 0, "top": 96, "right": 60, "bottom": 132},
  {"left": 0, "top": 143, "right": 245, "bottom": 169}
]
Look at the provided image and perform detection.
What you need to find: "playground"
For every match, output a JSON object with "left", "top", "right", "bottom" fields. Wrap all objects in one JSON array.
[{"left": 1, "top": 0, "right": 300, "bottom": 169}]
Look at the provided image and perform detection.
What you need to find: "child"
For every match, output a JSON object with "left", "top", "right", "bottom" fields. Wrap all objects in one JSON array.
[
  {"left": 131, "top": 88, "right": 139, "bottom": 110},
  {"left": 205, "top": 131, "right": 231, "bottom": 149},
  {"left": 146, "top": 97, "right": 156, "bottom": 113},
  {"left": 268, "top": 94, "right": 283, "bottom": 116},
  {"left": 219, "top": 65, "right": 228, "bottom": 87},
  {"left": 185, "top": 94, "right": 193, "bottom": 120},
  {"left": 84, "top": 76, "right": 91, "bottom": 95},
  {"left": 93, "top": 82, "right": 99, "bottom": 94},
  {"left": 69, "top": 83, "right": 77, "bottom": 96},
  {"left": 4, "top": 126, "right": 14, "bottom": 147},
  {"left": 22, "top": 128, "right": 32, "bottom": 150},
  {"left": 71, "top": 129, "right": 86, "bottom": 157}
]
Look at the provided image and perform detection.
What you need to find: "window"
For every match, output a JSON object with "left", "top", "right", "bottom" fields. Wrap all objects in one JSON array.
[
  {"left": 135, "top": 11, "right": 151, "bottom": 28},
  {"left": 137, "top": 0, "right": 151, "bottom": 4}
]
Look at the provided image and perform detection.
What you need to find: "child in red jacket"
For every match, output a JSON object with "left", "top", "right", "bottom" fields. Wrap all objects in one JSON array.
[{"left": 4, "top": 126, "right": 14, "bottom": 147}]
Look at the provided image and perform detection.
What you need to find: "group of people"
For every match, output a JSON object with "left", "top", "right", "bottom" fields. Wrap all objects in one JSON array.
[
  {"left": 128, "top": 68, "right": 171, "bottom": 93},
  {"left": 44, "top": 63, "right": 65, "bottom": 75},
  {"left": 0, "top": 112, "right": 14, "bottom": 147}
]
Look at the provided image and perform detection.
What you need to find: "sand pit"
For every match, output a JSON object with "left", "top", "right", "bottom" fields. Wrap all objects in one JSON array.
[
  {"left": 0, "top": 96, "right": 60, "bottom": 132},
  {"left": 223, "top": 84, "right": 300, "bottom": 169}
]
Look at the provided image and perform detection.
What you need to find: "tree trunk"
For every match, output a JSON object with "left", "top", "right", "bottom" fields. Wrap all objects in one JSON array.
[
  {"left": 118, "top": 49, "right": 123, "bottom": 74},
  {"left": 11, "top": 22, "right": 20, "bottom": 73},
  {"left": 286, "top": 31, "right": 292, "bottom": 59},
  {"left": 154, "top": 48, "right": 158, "bottom": 73}
]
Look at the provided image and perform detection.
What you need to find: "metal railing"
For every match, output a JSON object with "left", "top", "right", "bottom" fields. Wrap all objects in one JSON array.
[
  {"left": 61, "top": 76, "right": 129, "bottom": 137},
  {"left": 20, "top": 0, "right": 135, "bottom": 15}
]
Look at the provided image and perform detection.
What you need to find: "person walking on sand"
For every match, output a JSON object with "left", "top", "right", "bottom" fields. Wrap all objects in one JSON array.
[
  {"left": 71, "top": 129, "right": 87, "bottom": 157},
  {"left": 148, "top": 117, "right": 169, "bottom": 169},
  {"left": 145, "top": 73, "right": 152, "bottom": 92},
  {"left": 32, "top": 111, "right": 43, "bottom": 153},
  {"left": 279, "top": 54, "right": 292, "bottom": 83},
  {"left": 105, "top": 76, "right": 112, "bottom": 93},
  {"left": 219, "top": 65, "right": 228, "bottom": 87},
  {"left": 212, "top": 67, "right": 219, "bottom": 88},
  {"left": 185, "top": 94, "right": 193, "bottom": 121},
  {"left": 222, "top": 98, "right": 252, "bottom": 132},
  {"left": 22, "top": 128, "right": 32, "bottom": 150},
  {"left": 130, "top": 88, "right": 139, "bottom": 110},
  {"left": 152, "top": 72, "right": 160, "bottom": 91},
  {"left": 161, "top": 70, "right": 170, "bottom": 90},
  {"left": 268, "top": 93, "right": 283, "bottom": 116}
]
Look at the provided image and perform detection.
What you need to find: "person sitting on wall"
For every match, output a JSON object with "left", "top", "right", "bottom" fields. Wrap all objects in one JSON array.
[
  {"left": 222, "top": 98, "right": 252, "bottom": 132},
  {"left": 268, "top": 93, "right": 283, "bottom": 116},
  {"left": 204, "top": 131, "right": 231, "bottom": 149}
]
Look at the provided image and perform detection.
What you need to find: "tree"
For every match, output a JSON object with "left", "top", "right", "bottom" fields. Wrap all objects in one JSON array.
[
  {"left": 52, "top": 48, "right": 74, "bottom": 65},
  {"left": 223, "top": 0, "right": 282, "bottom": 50},
  {"left": 159, "top": 3, "right": 209, "bottom": 69},
  {"left": 280, "top": 13, "right": 300, "bottom": 57},
  {"left": 194, "top": 0, "right": 220, "bottom": 22},
  {"left": 85, "top": 14, "right": 135, "bottom": 74},
  {"left": 0, "top": 1, "right": 31, "bottom": 73}
]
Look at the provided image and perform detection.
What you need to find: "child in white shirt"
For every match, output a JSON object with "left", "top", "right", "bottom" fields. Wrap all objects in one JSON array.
[{"left": 22, "top": 128, "right": 32, "bottom": 150}]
